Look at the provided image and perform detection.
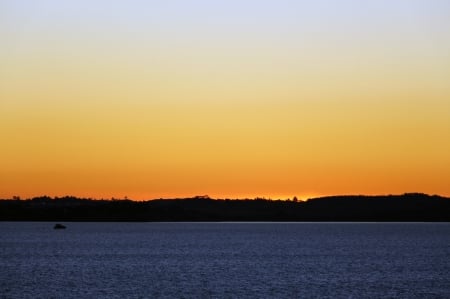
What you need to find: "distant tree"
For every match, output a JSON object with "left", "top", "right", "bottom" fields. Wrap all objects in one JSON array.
[{"left": 293, "top": 196, "right": 298, "bottom": 202}]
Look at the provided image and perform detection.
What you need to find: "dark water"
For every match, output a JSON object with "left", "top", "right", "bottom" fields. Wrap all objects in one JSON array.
[{"left": 1, "top": 222, "right": 450, "bottom": 298}]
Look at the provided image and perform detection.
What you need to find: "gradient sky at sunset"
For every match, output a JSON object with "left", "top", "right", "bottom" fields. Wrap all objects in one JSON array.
[{"left": 1, "top": 0, "right": 450, "bottom": 200}]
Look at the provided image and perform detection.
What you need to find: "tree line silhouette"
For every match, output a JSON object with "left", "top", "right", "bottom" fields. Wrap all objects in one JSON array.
[{"left": 1, "top": 193, "right": 449, "bottom": 222}]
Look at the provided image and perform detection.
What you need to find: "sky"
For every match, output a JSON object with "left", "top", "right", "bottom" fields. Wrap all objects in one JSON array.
[{"left": 1, "top": 0, "right": 450, "bottom": 200}]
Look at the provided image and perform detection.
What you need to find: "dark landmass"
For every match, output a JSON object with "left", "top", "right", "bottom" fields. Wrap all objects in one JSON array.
[{"left": 1, "top": 193, "right": 449, "bottom": 222}]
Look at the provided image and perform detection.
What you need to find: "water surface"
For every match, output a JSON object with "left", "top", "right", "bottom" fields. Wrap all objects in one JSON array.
[{"left": 1, "top": 222, "right": 449, "bottom": 298}]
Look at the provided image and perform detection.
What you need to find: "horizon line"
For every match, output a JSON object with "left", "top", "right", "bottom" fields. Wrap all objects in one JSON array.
[{"left": 3, "top": 192, "right": 449, "bottom": 202}]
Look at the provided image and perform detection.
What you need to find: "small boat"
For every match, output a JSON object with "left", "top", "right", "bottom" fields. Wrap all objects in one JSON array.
[{"left": 54, "top": 223, "right": 66, "bottom": 229}]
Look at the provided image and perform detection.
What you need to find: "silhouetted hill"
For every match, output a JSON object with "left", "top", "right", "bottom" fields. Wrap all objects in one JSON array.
[{"left": 0, "top": 193, "right": 449, "bottom": 221}]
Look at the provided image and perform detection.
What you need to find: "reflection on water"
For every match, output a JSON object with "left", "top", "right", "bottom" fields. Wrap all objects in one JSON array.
[{"left": 1, "top": 222, "right": 450, "bottom": 298}]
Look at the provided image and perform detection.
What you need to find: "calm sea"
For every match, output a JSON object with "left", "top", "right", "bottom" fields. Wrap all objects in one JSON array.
[{"left": 1, "top": 222, "right": 450, "bottom": 298}]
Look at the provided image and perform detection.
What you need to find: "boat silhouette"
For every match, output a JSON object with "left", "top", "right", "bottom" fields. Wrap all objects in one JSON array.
[{"left": 53, "top": 223, "right": 66, "bottom": 229}]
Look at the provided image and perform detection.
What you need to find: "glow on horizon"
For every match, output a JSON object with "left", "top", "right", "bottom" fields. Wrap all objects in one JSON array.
[{"left": 1, "top": 1, "right": 450, "bottom": 200}]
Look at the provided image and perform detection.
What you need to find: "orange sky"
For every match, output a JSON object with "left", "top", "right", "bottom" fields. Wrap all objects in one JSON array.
[{"left": 1, "top": 1, "right": 450, "bottom": 200}]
